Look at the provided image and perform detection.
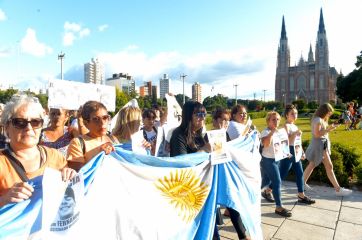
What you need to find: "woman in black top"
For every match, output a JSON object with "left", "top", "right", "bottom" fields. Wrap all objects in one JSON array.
[{"left": 170, "top": 101, "right": 210, "bottom": 156}]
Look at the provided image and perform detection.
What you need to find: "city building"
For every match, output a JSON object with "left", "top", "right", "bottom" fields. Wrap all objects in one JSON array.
[
  {"left": 105, "top": 73, "right": 135, "bottom": 94},
  {"left": 275, "top": 9, "right": 339, "bottom": 105},
  {"left": 159, "top": 74, "right": 171, "bottom": 99},
  {"left": 192, "top": 82, "right": 202, "bottom": 103},
  {"left": 84, "top": 58, "right": 105, "bottom": 84},
  {"left": 139, "top": 81, "right": 153, "bottom": 97}
]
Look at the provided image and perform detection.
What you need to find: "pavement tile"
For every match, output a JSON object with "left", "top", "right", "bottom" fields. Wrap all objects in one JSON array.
[
  {"left": 274, "top": 219, "right": 334, "bottom": 240},
  {"left": 289, "top": 204, "right": 338, "bottom": 229},
  {"left": 339, "top": 206, "right": 362, "bottom": 225},
  {"left": 262, "top": 223, "right": 278, "bottom": 240},
  {"left": 342, "top": 192, "right": 362, "bottom": 209},
  {"left": 334, "top": 221, "right": 362, "bottom": 240},
  {"left": 261, "top": 205, "right": 286, "bottom": 227},
  {"left": 297, "top": 195, "right": 341, "bottom": 212}
]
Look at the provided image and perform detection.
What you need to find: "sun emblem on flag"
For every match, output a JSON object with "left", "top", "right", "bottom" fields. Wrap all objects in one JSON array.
[{"left": 155, "top": 169, "right": 209, "bottom": 223}]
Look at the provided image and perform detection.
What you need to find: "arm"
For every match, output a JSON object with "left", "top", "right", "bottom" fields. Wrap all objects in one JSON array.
[
  {"left": 169, "top": 132, "right": 188, "bottom": 156},
  {"left": 66, "top": 138, "right": 86, "bottom": 172},
  {"left": 261, "top": 129, "right": 276, "bottom": 147},
  {"left": 312, "top": 122, "right": 336, "bottom": 138}
]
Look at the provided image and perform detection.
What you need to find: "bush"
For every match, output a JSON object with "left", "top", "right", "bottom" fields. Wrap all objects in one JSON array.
[
  {"left": 332, "top": 143, "right": 360, "bottom": 176},
  {"left": 249, "top": 111, "right": 267, "bottom": 120},
  {"left": 354, "top": 165, "right": 362, "bottom": 184}
]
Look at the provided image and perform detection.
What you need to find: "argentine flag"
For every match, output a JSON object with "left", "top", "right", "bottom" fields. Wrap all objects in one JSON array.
[{"left": 0, "top": 131, "right": 262, "bottom": 240}]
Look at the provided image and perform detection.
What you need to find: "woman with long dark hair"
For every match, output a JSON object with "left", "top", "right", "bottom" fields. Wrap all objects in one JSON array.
[{"left": 169, "top": 101, "right": 210, "bottom": 156}]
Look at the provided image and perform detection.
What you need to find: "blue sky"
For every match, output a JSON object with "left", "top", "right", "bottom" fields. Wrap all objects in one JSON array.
[{"left": 0, "top": 0, "right": 361, "bottom": 100}]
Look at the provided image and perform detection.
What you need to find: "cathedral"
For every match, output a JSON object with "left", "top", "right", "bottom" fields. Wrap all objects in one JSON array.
[{"left": 275, "top": 9, "right": 339, "bottom": 105}]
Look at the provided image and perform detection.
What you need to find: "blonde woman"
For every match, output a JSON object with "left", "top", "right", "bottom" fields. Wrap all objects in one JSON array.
[{"left": 304, "top": 103, "right": 352, "bottom": 196}]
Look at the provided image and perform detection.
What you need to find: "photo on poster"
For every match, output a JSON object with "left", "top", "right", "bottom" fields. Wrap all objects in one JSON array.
[
  {"left": 273, "top": 128, "right": 290, "bottom": 161},
  {"left": 294, "top": 135, "right": 303, "bottom": 162},
  {"left": 50, "top": 175, "right": 83, "bottom": 233},
  {"left": 207, "top": 129, "right": 232, "bottom": 165}
]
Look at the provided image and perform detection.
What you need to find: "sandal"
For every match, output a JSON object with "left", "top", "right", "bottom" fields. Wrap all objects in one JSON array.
[
  {"left": 298, "top": 195, "right": 316, "bottom": 205},
  {"left": 275, "top": 208, "right": 292, "bottom": 217},
  {"left": 262, "top": 190, "right": 275, "bottom": 202}
]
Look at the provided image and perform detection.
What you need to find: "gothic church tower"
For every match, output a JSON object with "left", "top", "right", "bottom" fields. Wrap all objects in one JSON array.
[{"left": 275, "top": 8, "right": 338, "bottom": 104}]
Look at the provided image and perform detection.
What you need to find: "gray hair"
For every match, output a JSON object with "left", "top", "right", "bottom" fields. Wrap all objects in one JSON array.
[{"left": 0, "top": 93, "right": 44, "bottom": 126}]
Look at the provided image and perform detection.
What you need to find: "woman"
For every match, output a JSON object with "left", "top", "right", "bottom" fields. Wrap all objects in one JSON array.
[
  {"left": 141, "top": 109, "right": 157, "bottom": 155},
  {"left": 260, "top": 111, "right": 292, "bottom": 217},
  {"left": 278, "top": 104, "right": 315, "bottom": 204},
  {"left": 67, "top": 101, "right": 116, "bottom": 171},
  {"left": 0, "top": 94, "right": 76, "bottom": 207},
  {"left": 304, "top": 103, "right": 352, "bottom": 196},
  {"left": 112, "top": 104, "right": 151, "bottom": 152},
  {"left": 39, "top": 108, "right": 74, "bottom": 157},
  {"left": 227, "top": 104, "right": 250, "bottom": 140},
  {"left": 212, "top": 107, "right": 250, "bottom": 240},
  {"left": 169, "top": 101, "right": 210, "bottom": 157}
]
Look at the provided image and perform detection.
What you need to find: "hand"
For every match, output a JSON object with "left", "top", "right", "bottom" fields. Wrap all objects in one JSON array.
[
  {"left": 0, "top": 182, "right": 34, "bottom": 206},
  {"left": 100, "top": 142, "right": 115, "bottom": 155},
  {"left": 200, "top": 142, "right": 212, "bottom": 153},
  {"left": 61, "top": 167, "right": 77, "bottom": 181},
  {"left": 141, "top": 139, "right": 152, "bottom": 149}
]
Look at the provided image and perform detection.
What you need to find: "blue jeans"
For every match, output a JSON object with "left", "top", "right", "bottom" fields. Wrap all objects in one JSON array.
[
  {"left": 261, "top": 156, "right": 282, "bottom": 207},
  {"left": 279, "top": 146, "right": 304, "bottom": 193}
]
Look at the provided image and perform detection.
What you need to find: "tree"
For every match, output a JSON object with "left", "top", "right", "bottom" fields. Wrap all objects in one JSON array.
[
  {"left": 292, "top": 99, "right": 306, "bottom": 110},
  {"left": 202, "top": 95, "right": 227, "bottom": 112},
  {"left": 0, "top": 88, "right": 18, "bottom": 104},
  {"left": 175, "top": 94, "right": 190, "bottom": 107}
]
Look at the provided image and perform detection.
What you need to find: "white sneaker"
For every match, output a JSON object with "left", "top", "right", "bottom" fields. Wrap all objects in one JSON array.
[
  {"left": 304, "top": 183, "right": 314, "bottom": 191},
  {"left": 335, "top": 187, "right": 353, "bottom": 197}
]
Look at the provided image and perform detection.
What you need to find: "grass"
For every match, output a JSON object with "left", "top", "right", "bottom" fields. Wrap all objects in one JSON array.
[
  {"left": 253, "top": 117, "right": 362, "bottom": 163},
  {"left": 207, "top": 117, "right": 362, "bottom": 163}
]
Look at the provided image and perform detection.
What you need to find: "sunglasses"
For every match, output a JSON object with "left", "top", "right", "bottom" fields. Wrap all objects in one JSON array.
[
  {"left": 90, "top": 114, "right": 111, "bottom": 123},
  {"left": 195, "top": 112, "right": 207, "bottom": 118},
  {"left": 10, "top": 118, "right": 44, "bottom": 129}
]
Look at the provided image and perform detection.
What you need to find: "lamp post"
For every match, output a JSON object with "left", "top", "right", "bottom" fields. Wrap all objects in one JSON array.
[
  {"left": 233, "top": 84, "right": 239, "bottom": 106},
  {"left": 58, "top": 52, "right": 65, "bottom": 80},
  {"left": 263, "top": 89, "right": 267, "bottom": 102},
  {"left": 180, "top": 74, "right": 187, "bottom": 104}
]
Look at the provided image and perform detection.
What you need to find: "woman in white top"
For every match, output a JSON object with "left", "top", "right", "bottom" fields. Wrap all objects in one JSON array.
[
  {"left": 304, "top": 103, "right": 352, "bottom": 196},
  {"left": 227, "top": 104, "right": 250, "bottom": 140},
  {"left": 260, "top": 111, "right": 292, "bottom": 217}
]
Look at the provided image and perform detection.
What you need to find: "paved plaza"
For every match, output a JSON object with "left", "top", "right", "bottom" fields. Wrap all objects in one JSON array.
[{"left": 218, "top": 181, "right": 362, "bottom": 240}]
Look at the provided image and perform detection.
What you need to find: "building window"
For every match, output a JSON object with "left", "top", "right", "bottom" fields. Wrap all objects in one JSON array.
[
  {"left": 310, "top": 76, "right": 314, "bottom": 90},
  {"left": 319, "top": 75, "right": 324, "bottom": 89},
  {"left": 289, "top": 77, "right": 294, "bottom": 91},
  {"left": 297, "top": 75, "right": 306, "bottom": 89}
]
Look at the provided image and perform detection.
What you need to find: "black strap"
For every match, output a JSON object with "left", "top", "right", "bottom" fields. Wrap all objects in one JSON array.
[
  {"left": 2, "top": 149, "right": 29, "bottom": 182},
  {"left": 78, "top": 136, "right": 86, "bottom": 154}
]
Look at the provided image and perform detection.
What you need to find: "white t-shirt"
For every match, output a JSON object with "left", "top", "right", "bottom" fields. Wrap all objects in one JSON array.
[
  {"left": 285, "top": 123, "right": 298, "bottom": 146},
  {"left": 144, "top": 128, "right": 157, "bottom": 143},
  {"left": 260, "top": 128, "right": 275, "bottom": 159},
  {"left": 227, "top": 120, "right": 246, "bottom": 140}
]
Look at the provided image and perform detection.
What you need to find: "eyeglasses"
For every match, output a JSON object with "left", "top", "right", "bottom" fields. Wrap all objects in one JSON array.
[
  {"left": 10, "top": 118, "right": 44, "bottom": 129},
  {"left": 195, "top": 112, "right": 206, "bottom": 118},
  {"left": 90, "top": 114, "right": 111, "bottom": 123}
]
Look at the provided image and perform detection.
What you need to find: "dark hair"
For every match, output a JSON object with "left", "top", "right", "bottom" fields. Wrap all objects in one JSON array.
[
  {"left": 284, "top": 104, "right": 297, "bottom": 118},
  {"left": 64, "top": 187, "right": 75, "bottom": 201},
  {"left": 231, "top": 104, "right": 247, "bottom": 121},
  {"left": 142, "top": 109, "right": 156, "bottom": 119},
  {"left": 81, "top": 101, "right": 107, "bottom": 121},
  {"left": 212, "top": 107, "right": 229, "bottom": 120},
  {"left": 179, "top": 101, "right": 206, "bottom": 148}
]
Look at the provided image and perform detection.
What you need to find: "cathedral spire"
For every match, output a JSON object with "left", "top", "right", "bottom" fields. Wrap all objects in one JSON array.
[
  {"left": 281, "top": 15, "right": 287, "bottom": 40},
  {"left": 308, "top": 43, "right": 314, "bottom": 62},
  {"left": 318, "top": 8, "right": 326, "bottom": 34}
]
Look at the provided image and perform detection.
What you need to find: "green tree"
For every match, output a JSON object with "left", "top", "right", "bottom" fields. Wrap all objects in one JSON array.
[
  {"left": 202, "top": 95, "right": 227, "bottom": 112},
  {"left": 292, "top": 99, "right": 306, "bottom": 110},
  {"left": 175, "top": 94, "right": 190, "bottom": 107},
  {"left": 0, "top": 88, "right": 18, "bottom": 103}
]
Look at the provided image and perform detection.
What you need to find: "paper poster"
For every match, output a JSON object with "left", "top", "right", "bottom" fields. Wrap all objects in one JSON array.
[
  {"left": 131, "top": 130, "right": 149, "bottom": 155},
  {"left": 48, "top": 79, "right": 116, "bottom": 111},
  {"left": 273, "top": 128, "right": 290, "bottom": 161},
  {"left": 207, "top": 129, "right": 232, "bottom": 165},
  {"left": 294, "top": 134, "right": 303, "bottom": 162}
]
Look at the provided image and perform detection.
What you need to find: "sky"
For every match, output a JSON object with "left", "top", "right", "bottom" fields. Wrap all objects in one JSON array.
[{"left": 0, "top": 0, "right": 361, "bottom": 101}]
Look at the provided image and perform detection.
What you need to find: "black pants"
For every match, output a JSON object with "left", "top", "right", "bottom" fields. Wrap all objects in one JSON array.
[{"left": 213, "top": 207, "right": 247, "bottom": 240}]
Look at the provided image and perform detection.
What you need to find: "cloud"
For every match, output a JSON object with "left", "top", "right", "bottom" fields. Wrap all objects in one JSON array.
[
  {"left": 0, "top": 9, "right": 6, "bottom": 21},
  {"left": 59, "top": 46, "right": 274, "bottom": 99},
  {"left": 98, "top": 24, "right": 108, "bottom": 32},
  {"left": 0, "top": 47, "right": 12, "bottom": 57},
  {"left": 20, "top": 28, "right": 53, "bottom": 57},
  {"left": 62, "top": 21, "right": 90, "bottom": 46}
]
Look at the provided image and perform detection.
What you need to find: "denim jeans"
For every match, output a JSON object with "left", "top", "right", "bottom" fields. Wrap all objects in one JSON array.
[
  {"left": 279, "top": 146, "right": 304, "bottom": 193},
  {"left": 261, "top": 156, "right": 282, "bottom": 207}
]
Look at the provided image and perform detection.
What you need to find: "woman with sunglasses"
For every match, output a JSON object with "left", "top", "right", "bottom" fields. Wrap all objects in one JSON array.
[
  {"left": 0, "top": 94, "right": 76, "bottom": 207},
  {"left": 169, "top": 101, "right": 210, "bottom": 156},
  {"left": 67, "top": 101, "right": 116, "bottom": 171},
  {"left": 227, "top": 104, "right": 250, "bottom": 141},
  {"left": 212, "top": 107, "right": 250, "bottom": 240},
  {"left": 39, "top": 108, "right": 74, "bottom": 157}
]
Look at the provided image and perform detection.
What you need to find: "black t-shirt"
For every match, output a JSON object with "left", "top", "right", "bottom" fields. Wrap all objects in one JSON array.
[{"left": 169, "top": 127, "right": 208, "bottom": 157}]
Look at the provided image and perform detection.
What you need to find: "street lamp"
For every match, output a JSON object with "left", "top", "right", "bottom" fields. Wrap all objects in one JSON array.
[
  {"left": 180, "top": 74, "right": 187, "bottom": 104},
  {"left": 58, "top": 52, "right": 65, "bottom": 80},
  {"left": 233, "top": 84, "right": 239, "bottom": 106}
]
